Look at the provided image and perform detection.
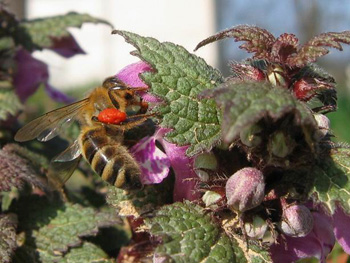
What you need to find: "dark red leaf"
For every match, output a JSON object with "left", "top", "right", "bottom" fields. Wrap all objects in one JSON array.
[
  {"left": 195, "top": 25, "right": 276, "bottom": 59},
  {"left": 287, "top": 31, "right": 350, "bottom": 67},
  {"left": 270, "top": 33, "right": 299, "bottom": 63}
]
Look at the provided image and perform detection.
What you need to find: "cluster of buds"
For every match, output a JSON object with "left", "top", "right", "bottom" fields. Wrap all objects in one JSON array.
[{"left": 223, "top": 166, "right": 314, "bottom": 240}]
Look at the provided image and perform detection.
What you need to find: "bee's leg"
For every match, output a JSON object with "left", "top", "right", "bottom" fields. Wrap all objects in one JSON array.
[
  {"left": 116, "top": 113, "right": 157, "bottom": 131},
  {"left": 139, "top": 100, "right": 149, "bottom": 114}
]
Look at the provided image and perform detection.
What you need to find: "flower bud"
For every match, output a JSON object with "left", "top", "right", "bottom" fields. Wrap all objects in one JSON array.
[
  {"left": 202, "top": 190, "right": 222, "bottom": 207},
  {"left": 268, "top": 65, "right": 286, "bottom": 87},
  {"left": 240, "top": 124, "right": 262, "bottom": 147},
  {"left": 269, "top": 131, "right": 295, "bottom": 158},
  {"left": 194, "top": 152, "right": 218, "bottom": 182},
  {"left": 226, "top": 167, "right": 265, "bottom": 212},
  {"left": 244, "top": 215, "right": 268, "bottom": 239},
  {"left": 279, "top": 204, "right": 313, "bottom": 237},
  {"left": 314, "top": 114, "right": 330, "bottom": 139}
]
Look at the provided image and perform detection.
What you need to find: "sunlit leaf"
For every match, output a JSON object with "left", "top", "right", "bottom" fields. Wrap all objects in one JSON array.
[{"left": 115, "top": 30, "right": 223, "bottom": 156}]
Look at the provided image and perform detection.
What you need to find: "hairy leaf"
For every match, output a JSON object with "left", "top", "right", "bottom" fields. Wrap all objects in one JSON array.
[
  {"left": 312, "top": 148, "right": 350, "bottom": 214},
  {"left": 60, "top": 242, "right": 114, "bottom": 263},
  {"left": 11, "top": 195, "right": 121, "bottom": 262},
  {"left": 195, "top": 25, "right": 276, "bottom": 59},
  {"left": 145, "top": 201, "right": 237, "bottom": 263},
  {"left": 114, "top": 30, "right": 223, "bottom": 156},
  {"left": 288, "top": 31, "right": 350, "bottom": 67},
  {"left": 19, "top": 12, "right": 112, "bottom": 51},
  {"left": 227, "top": 234, "right": 271, "bottom": 263},
  {"left": 0, "top": 214, "right": 18, "bottom": 263},
  {"left": 270, "top": 33, "right": 298, "bottom": 62},
  {"left": 0, "top": 81, "right": 22, "bottom": 121},
  {"left": 203, "top": 80, "right": 317, "bottom": 143},
  {"left": 0, "top": 144, "right": 48, "bottom": 192},
  {"left": 35, "top": 206, "right": 119, "bottom": 262},
  {"left": 106, "top": 184, "right": 172, "bottom": 218}
]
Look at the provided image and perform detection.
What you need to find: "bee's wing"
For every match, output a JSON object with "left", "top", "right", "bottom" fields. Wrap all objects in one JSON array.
[
  {"left": 48, "top": 157, "right": 82, "bottom": 189},
  {"left": 53, "top": 139, "right": 82, "bottom": 162},
  {"left": 14, "top": 98, "right": 89, "bottom": 142},
  {"left": 48, "top": 140, "right": 82, "bottom": 188}
]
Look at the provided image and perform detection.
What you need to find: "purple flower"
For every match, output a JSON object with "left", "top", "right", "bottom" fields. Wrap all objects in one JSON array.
[
  {"left": 116, "top": 61, "right": 162, "bottom": 103},
  {"left": 117, "top": 62, "right": 199, "bottom": 201},
  {"left": 48, "top": 33, "right": 85, "bottom": 58},
  {"left": 160, "top": 136, "right": 199, "bottom": 202},
  {"left": 270, "top": 203, "right": 350, "bottom": 262},
  {"left": 14, "top": 48, "right": 74, "bottom": 103},
  {"left": 333, "top": 204, "right": 350, "bottom": 254},
  {"left": 130, "top": 129, "right": 170, "bottom": 185}
]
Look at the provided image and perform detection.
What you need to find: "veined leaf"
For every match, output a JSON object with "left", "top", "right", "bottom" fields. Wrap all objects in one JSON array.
[
  {"left": 145, "top": 201, "right": 237, "bottom": 263},
  {"left": 19, "top": 12, "right": 112, "bottom": 51},
  {"left": 60, "top": 242, "right": 114, "bottom": 263},
  {"left": 194, "top": 25, "right": 276, "bottom": 59},
  {"left": 287, "top": 31, "right": 350, "bottom": 67},
  {"left": 11, "top": 195, "right": 121, "bottom": 263},
  {"left": 106, "top": 184, "right": 172, "bottom": 218},
  {"left": 312, "top": 147, "right": 350, "bottom": 214},
  {"left": 203, "top": 80, "right": 317, "bottom": 143},
  {"left": 115, "top": 30, "right": 223, "bottom": 156}
]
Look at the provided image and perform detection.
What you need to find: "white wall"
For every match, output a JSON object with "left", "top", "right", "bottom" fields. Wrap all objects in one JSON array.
[{"left": 26, "top": 0, "right": 218, "bottom": 89}]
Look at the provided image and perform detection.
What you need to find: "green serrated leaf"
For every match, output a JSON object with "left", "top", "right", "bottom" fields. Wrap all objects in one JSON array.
[
  {"left": 0, "top": 82, "right": 22, "bottom": 120},
  {"left": 145, "top": 201, "right": 237, "bottom": 263},
  {"left": 106, "top": 183, "right": 172, "bottom": 218},
  {"left": 115, "top": 30, "right": 224, "bottom": 156},
  {"left": 205, "top": 80, "right": 316, "bottom": 143},
  {"left": 312, "top": 148, "right": 350, "bottom": 213},
  {"left": 227, "top": 234, "right": 271, "bottom": 263},
  {"left": 11, "top": 195, "right": 121, "bottom": 263},
  {"left": 60, "top": 242, "right": 114, "bottom": 263},
  {"left": 0, "top": 214, "right": 18, "bottom": 263},
  {"left": 33, "top": 204, "right": 120, "bottom": 262},
  {"left": 19, "top": 12, "right": 112, "bottom": 51}
]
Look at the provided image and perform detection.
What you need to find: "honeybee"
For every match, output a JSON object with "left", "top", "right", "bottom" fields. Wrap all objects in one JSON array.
[{"left": 15, "top": 77, "right": 154, "bottom": 190}]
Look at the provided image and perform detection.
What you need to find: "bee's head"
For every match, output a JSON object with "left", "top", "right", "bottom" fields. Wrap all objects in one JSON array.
[{"left": 103, "top": 76, "right": 148, "bottom": 113}]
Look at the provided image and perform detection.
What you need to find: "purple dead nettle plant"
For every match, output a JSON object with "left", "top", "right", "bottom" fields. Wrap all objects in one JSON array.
[
  {"left": 112, "top": 26, "right": 350, "bottom": 262},
  {"left": 4, "top": 8, "right": 350, "bottom": 261}
]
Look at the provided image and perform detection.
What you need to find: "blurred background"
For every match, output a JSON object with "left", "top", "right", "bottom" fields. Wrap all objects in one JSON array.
[{"left": 7, "top": 0, "right": 350, "bottom": 145}]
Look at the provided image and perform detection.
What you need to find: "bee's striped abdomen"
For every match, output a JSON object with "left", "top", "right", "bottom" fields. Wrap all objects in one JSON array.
[{"left": 80, "top": 126, "right": 141, "bottom": 189}]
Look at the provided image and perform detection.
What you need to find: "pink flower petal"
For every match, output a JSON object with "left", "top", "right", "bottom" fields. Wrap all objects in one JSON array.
[
  {"left": 270, "top": 209, "right": 335, "bottom": 263},
  {"left": 117, "top": 61, "right": 152, "bottom": 87},
  {"left": 116, "top": 61, "right": 162, "bottom": 103},
  {"left": 161, "top": 139, "right": 199, "bottom": 202},
  {"left": 130, "top": 133, "right": 170, "bottom": 185},
  {"left": 333, "top": 203, "right": 350, "bottom": 254},
  {"left": 48, "top": 33, "right": 85, "bottom": 58}
]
